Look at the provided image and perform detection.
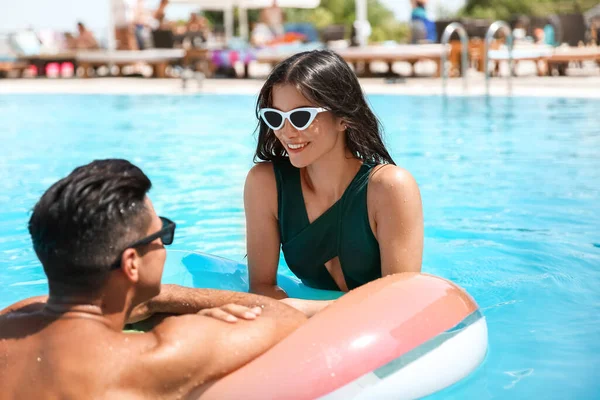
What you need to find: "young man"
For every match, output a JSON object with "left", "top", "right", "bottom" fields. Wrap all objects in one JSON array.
[{"left": 0, "top": 159, "right": 306, "bottom": 399}]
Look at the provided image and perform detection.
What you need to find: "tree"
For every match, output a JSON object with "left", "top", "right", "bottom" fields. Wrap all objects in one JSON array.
[
  {"left": 203, "top": 0, "right": 411, "bottom": 43},
  {"left": 460, "top": 0, "right": 599, "bottom": 20},
  {"left": 285, "top": 0, "right": 410, "bottom": 43}
]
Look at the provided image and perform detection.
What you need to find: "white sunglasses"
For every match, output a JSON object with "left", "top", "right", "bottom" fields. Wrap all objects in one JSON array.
[{"left": 259, "top": 107, "right": 328, "bottom": 131}]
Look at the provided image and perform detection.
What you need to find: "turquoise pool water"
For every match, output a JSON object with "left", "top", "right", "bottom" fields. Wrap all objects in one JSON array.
[{"left": 1, "top": 94, "right": 598, "bottom": 399}]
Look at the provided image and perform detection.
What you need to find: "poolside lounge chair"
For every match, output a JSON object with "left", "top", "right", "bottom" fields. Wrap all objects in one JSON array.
[
  {"left": 336, "top": 44, "right": 448, "bottom": 77},
  {"left": 0, "top": 35, "right": 28, "bottom": 78},
  {"left": 251, "top": 42, "right": 324, "bottom": 76},
  {"left": 253, "top": 43, "right": 447, "bottom": 78},
  {"left": 545, "top": 46, "right": 600, "bottom": 76},
  {"left": 76, "top": 49, "right": 185, "bottom": 78},
  {"left": 488, "top": 43, "right": 554, "bottom": 76},
  {"left": 8, "top": 31, "right": 76, "bottom": 77}
]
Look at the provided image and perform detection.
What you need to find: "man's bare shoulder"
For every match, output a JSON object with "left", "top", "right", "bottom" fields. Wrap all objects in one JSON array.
[
  {"left": 0, "top": 305, "right": 299, "bottom": 398},
  {"left": 0, "top": 315, "right": 157, "bottom": 399},
  {"left": 0, "top": 307, "right": 50, "bottom": 340},
  {"left": 119, "top": 313, "right": 251, "bottom": 395}
]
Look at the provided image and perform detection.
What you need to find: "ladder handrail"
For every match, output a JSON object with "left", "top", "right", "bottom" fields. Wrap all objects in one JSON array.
[
  {"left": 441, "top": 22, "right": 469, "bottom": 95},
  {"left": 484, "top": 21, "right": 514, "bottom": 96}
]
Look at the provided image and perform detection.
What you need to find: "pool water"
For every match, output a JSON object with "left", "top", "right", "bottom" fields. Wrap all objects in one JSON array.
[{"left": 1, "top": 94, "right": 599, "bottom": 399}]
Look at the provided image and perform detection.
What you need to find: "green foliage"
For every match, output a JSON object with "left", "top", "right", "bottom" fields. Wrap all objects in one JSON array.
[
  {"left": 284, "top": 0, "right": 409, "bottom": 43},
  {"left": 370, "top": 16, "right": 411, "bottom": 43},
  {"left": 203, "top": 11, "right": 223, "bottom": 26},
  {"left": 301, "top": 7, "right": 336, "bottom": 30},
  {"left": 460, "top": 0, "right": 598, "bottom": 20}
]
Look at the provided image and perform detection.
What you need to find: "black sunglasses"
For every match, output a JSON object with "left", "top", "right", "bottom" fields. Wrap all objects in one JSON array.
[
  {"left": 111, "top": 216, "right": 176, "bottom": 269},
  {"left": 128, "top": 216, "right": 176, "bottom": 248}
]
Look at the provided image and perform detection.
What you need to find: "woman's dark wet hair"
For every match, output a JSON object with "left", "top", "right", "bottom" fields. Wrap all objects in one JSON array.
[
  {"left": 254, "top": 49, "right": 395, "bottom": 166},
  {"left": 28, "top": 159, "right": 152, "bottom": 295}
]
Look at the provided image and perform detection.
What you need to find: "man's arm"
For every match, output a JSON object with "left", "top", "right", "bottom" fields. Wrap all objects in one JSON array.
[
  {"left": 135, "top": 293, "right": 307, "bottom": 397},
  {"left": 0, "top": 296, "right": 47, "bottom": 316},
  {"left": 130, "top": 284, "right": 291, "bottom": 322},
  {"left": 130, "top": 285, "right": 336, "bottom": 322}
]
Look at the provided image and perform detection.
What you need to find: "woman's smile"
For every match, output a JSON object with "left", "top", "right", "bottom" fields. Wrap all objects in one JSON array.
[{"left": 285, "top": 141, "right": 310, "bottom": 153}]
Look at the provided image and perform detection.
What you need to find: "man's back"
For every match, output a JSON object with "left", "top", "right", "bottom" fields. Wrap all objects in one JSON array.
[
  {"left": 0, "top": 294, "right": 306, "bottom": 400},
  {"left": 1, "top": 310, "right": 160, "bottom": 399}
]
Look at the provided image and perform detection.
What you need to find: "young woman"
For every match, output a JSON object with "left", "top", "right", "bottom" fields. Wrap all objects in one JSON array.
[{"left": 244, "top": 50, "right": 423, "bottom": 313}]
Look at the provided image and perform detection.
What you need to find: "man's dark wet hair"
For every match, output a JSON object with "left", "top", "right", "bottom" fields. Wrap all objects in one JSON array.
[{"left": 28, "top": 159, "right": 152, "bottom": 295}]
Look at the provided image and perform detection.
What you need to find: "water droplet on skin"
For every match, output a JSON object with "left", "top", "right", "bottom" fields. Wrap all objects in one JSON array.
[{"left": 37, "top": 357, "right": 41, "bottom": 362}]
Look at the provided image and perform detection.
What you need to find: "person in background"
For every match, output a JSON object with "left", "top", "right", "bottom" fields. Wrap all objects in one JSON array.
[
  {"left": 251, "top": 21, "right": 275, "bottom": 47},
  {"left": 533, "top": 27, "right": 546, "bottom": 45},
  {"left": 153, "top": 0, "right": 169, "bottom": 22},
  {"left": 133, "top": 0, "right": 151, "bottom": 50},
  {"left": 113, "top": 0, "right": 137, "bottom": 50},
  {"left": 187, "top": 13, "right": 212, "bottom": 45},
  {"left": 410, "top": 0, "right": 436, "bottom": 43},
  {"left": 260, "top": 0, "right": 285, "bottom": 38},
  {"left": 187, "top": 12, "right": 202, "bottom": 33},
  {"left": 63, "top": 32, "right": 76, "bottom": 50},
  {"left": 512, "top": 15, "right": 530, "bottom": 43},
  {"left": 75, "top": 22, "right": 99, "bottom": 50},
  {"left": 152, "top": 0, "right": 170, "bottom": 30}
]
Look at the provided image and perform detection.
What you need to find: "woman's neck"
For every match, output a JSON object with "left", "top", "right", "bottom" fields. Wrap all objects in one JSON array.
[{"left": 303, "top": 145, "right": 362, "bottom": 201}]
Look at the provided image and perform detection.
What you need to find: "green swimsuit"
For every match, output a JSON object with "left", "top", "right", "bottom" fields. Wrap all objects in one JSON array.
[{"left": 273, "top": 158, "right": 381, "bottom": 291}]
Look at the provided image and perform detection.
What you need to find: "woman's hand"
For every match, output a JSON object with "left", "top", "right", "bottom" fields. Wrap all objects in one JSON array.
[{"left": 198, "top": 304, "right": 263, "bottom": 323}]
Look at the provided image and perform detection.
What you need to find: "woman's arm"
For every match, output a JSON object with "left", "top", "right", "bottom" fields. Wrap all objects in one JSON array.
[
  {"left": 244, "top": 163, "right": 288, "bottom": 299},
  {"left": 369, "top": 165, "right": 424, "bottom": 276}
]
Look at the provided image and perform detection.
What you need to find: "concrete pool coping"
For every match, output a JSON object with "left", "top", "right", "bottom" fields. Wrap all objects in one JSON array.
[{"left": 1, "top": 75, "right": 599, "bottom": 98}]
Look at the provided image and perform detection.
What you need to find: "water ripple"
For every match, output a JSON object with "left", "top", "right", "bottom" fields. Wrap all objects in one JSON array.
[{"left": 1, "top": 94, "right": 599, "bottom": 399}]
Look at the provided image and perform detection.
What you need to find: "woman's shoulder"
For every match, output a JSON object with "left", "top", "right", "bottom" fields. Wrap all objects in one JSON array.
[
  {"left": 246, "top": 162, "right": 276, "bottom": 186},
  {"left": 246, "top": 158, "right": 299, "bottom": 193},
  {"left": 244, "top": 162, "right": 278, "bottom": 213},
  {"left": 368, "top": 164, "right": 420, "bottom": 203}
]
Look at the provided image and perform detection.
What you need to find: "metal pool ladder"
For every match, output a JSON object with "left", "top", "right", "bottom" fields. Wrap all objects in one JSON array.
[
  {"left": 441, "top": 22, "right": 469, "bottom": 96},
  {"left": 484, "top": 21, "right": 514, "bottom": 96}
]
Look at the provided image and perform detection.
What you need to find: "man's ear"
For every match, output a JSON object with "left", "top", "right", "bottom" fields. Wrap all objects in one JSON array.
[{"left": 120, "top": 248, "right": 140, "bottom": 283}]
